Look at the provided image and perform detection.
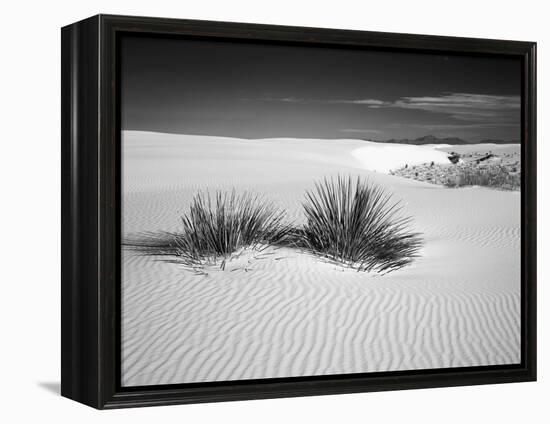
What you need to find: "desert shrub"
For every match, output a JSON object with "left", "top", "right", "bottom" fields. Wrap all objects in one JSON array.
[
  {"left": 448, "top": 165, "right": 520, "bottom": 190},
  {"left": 126, "top": 190, "right": 289, "bottom": 270},
  {"left": 297, "top": 176, "right": 422, "bottom": 273}
]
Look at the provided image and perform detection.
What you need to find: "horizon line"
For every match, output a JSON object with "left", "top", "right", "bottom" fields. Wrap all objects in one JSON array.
[{"left": 122, "top": 129, "right": 520, "bottom": 144}]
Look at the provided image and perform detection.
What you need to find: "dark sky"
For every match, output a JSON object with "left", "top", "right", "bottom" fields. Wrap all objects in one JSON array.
[{"left": 121, "top": 35, "right": 521, "bottom": 142}]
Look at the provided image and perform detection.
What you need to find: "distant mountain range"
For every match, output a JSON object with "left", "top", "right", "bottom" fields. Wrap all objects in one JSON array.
[{"left": 370, "top": 135, "right": 518, "bottom": 145}]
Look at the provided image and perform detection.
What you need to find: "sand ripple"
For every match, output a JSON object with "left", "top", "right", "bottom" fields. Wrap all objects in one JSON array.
[
  {"left": 122, "top": 247, "right": 520, "bottom": 386},
  {"left": 121, "top": 132, "right": 521, "bottom": 386}
]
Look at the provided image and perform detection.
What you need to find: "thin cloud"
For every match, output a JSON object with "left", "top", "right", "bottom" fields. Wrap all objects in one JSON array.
[
  {"left": 339, "top": 128, "right": 382, "bottom": 134},
  {"left": 260, "top": 96, "right": 305, "bottom": 103},
  {"left": 334, "top": 99, "right": 386, "bottom": 106},
  {"left": 393, "top": 93, "right": 520, "bottom": 122},
  {"left": 248, "top": 92, "right": 520, "bottom": 125},
  {"left": 408, "top": 123, "right": 519, "bottom": 130},
  {"left": 334, "top": 93, "right": 520, "bottom": 122},
  {"left": 248, "top": 97, "right": 388, "bottom": 105}
]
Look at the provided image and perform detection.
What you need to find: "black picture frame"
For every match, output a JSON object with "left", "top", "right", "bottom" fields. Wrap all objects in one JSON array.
[{"left": 61, "top": 14, "right": 537, "bottom": 409}]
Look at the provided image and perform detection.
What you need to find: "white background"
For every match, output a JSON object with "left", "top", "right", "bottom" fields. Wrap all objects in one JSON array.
[{"left": 1, "top": 0, "right": 547, "bottom": 422}]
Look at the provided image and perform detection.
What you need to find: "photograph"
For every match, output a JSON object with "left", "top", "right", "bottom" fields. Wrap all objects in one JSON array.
[
  {"left": 120, "top": 34, "right": 522, "bottom": 387},
  {"left": 0, "top": 0, "right": 543, "bottom": 419}
]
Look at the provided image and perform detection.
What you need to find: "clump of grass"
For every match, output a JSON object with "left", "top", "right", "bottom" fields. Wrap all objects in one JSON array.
[
  {"left": 444, "top": 165, "right": 520, "bottom": 190},
  {"left": 125, "top": 179, "right": 423, "bottom": 274},
  {"left": 297, "top": 176, "right": 422, "bottom": 273},
  {"left": 126, "top": 190, "right": 290, "bottom": 271}
]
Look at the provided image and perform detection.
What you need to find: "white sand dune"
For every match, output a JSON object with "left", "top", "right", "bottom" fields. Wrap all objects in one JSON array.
[
  {"left": 351, "top": 143, "right": 450, "bottom": 173},
  {"left": 121, "top": 131, "right": 520, "bottom": 386}
]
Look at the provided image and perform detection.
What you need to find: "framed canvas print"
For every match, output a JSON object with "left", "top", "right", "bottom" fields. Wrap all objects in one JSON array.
[{"left": 61, "top": 14, "right": 536, "bottom": 409}]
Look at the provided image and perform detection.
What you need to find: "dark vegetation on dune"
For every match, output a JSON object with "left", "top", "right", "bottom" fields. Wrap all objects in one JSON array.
[
  {"left": 390, "top": 149, "right": 521, "bottom": 191},
  {"left": 443, "top": 165, "right": 521, "bottom": 190},
  {"left": 125, "top": 176, "right": 422, "bottom": 274},
  {"left": 125, "top": 190, "right": 290, "bottom": 271},
  {"left": 293, "top": 176, "right": 422, "bottom": 273}
]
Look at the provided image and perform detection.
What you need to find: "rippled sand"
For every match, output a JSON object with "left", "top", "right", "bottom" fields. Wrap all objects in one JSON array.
[{"left": 121, "top": 131, "right": 521, "bottom": 386}]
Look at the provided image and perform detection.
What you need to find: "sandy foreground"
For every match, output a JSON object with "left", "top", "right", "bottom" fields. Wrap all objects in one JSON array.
[{"left": 121, "top": 130, "right": 520, "bottom": 387}]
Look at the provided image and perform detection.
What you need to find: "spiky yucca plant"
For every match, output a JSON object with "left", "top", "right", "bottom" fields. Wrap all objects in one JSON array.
[
  {"left": 300, "top": 176, "right": 422, "bottom": 273},
  {"left": 166, "top": 190, "right": 289, "bottom": 270}
]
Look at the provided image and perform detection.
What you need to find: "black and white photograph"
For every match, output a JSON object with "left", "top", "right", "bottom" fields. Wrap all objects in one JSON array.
[
  {"left": 1, "top": 0, "right": 544, "bottom": 419},
  {"left": 121, "top": 34, "right": 523, "bottom": 387}
]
